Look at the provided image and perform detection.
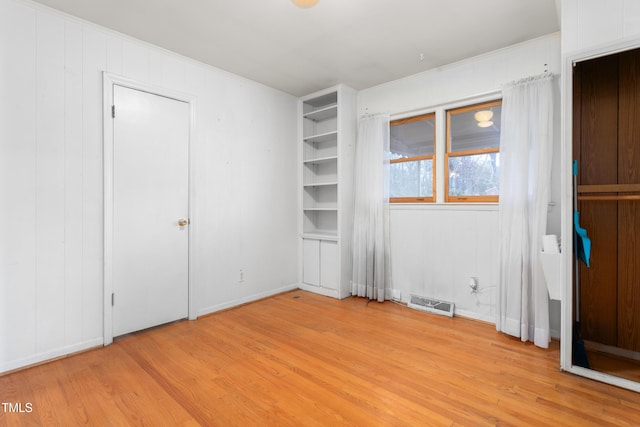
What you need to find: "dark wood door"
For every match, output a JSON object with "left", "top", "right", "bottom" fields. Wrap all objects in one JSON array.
[
  {"left": 617, "top": 50, "right": 640, "bottom": 351},
  {"left": 574, "top": 49, "right": 640, "bottom": 352}
]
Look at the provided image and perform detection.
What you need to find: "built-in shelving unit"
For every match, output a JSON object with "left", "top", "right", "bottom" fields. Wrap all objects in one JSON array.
[{"left": 298, "top": 85, "right": 356, "bottom": 299}]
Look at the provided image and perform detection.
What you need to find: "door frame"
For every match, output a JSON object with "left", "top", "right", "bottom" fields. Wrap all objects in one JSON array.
[
  {"left": 102, "top": 72, "right": 197, "bottom": 345},
  {"left": 561, "top": 38, "right": 640, "bottom": 393}
]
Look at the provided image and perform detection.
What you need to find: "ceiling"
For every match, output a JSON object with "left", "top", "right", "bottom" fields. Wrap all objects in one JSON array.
[{"left": 32, "top": 0, "right": 560, "bottom": 97}]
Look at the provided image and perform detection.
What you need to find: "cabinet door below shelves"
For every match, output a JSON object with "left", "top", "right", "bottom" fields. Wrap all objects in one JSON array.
[
  {"left": 302, "top": 239, "right": 339, "bottom": 290},
  {"left": 319, "top": 240, "right": 338, "bottom": 290},
  {"left": 303, "top": 239, "right": 320, "bottom": 286}
]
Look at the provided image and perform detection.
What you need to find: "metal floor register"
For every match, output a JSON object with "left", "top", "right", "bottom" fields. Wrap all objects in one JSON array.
[{"left": 407, "top": 295, "right": 455, "bottom": 318}]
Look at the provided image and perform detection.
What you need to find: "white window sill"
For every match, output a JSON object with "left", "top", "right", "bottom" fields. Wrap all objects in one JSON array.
[{"left": 389, "top": 202, "right": 498, "bottom": 212}]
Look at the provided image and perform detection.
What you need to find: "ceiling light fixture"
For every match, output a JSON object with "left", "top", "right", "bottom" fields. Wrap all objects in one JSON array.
[
  {"left": 474, "top": 110, "right": 494, "bottom": 128},
  {"left": 291, "top": 0, "right": 319, "bottom": 8}
]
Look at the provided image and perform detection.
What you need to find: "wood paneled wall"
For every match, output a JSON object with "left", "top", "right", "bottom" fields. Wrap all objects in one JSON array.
[
  {"left": 0, "top": 0, "right": 298, "bottom": 373},
  {"left": 358, "top": 34, "right": 561, "bottom": 327},
  {"left": 390, "top": 206, "right": 499, "bottom": 322},
  {"left": 561, "top": 0, "right": 640, "bottom": 56}
]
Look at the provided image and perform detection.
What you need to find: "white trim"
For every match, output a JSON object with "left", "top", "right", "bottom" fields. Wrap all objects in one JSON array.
[
  {"left": 102, "top": 72, "right": 197, "bottom": 346},
  {"left": 390, "top": 203, "right": 498, "bottom": 212},
  {"left": 569, "top": 37, "right": 640, "bottom": 67},
  {"left": 197, "top": 284, "right": 299, "bottom": 317},
  {"left": 388, "top": 92, "right": 503, "bottom": 205},
  {"left": 298, "top": 283, "right": 340, "bottom": 299},
  {"left": 564, "top": 365, "right": 640, "bottom": 394},
  {"left": 389, "top": 90, "right": 502, "bottom": 122},
  {"left": 453, "top": 308, "right": 496, "bottom": 325},
  {"left": 0, "top": 338, "right": 103, "bottom": 374},
  {"left": 561, "top": 35, "right": 640, "bottom": 392}
]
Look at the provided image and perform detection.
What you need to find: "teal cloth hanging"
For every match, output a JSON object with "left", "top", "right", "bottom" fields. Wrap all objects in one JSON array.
[{"left": 573, "top": 160, "right": 591, "bottom": 268}]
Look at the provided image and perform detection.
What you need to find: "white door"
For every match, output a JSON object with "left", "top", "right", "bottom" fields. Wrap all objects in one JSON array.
[{"left": 112, "top": 85, "right": 190, "bottom": 337}]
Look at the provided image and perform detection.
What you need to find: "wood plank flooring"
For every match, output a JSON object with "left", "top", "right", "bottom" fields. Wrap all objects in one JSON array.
[
  {"left": 587, "top": 350, "right": 640, "bottom": 383},
  {"left": 2, "top": 289, "right": 640, "bottom": 426}
]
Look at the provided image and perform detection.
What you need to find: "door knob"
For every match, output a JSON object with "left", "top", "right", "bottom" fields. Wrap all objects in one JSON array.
[{"left": 178, "top": 218, "right": 189, "bottom": 227}]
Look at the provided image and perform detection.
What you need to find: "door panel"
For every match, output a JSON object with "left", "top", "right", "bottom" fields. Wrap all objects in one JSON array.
[
  {"left": 303, "top": 239, "right": 320, "bottom": 286},
  {"left": 618, "top": 201, "right": 640, "bottom": 351},
  {"left": 618, "top": 51, "right": 640, "bottom": 351},
  {"left": 576, "top": 49, "right": 640, "bottom": 352},
  {"left": 577, "top": 56, "right": 619, "bottom": 346},
  {"left": 319, "top": 240, "right": 338, "bottom": 290},
  {"left": 112, "top": 85, "right": 189, "bottom": 337}
]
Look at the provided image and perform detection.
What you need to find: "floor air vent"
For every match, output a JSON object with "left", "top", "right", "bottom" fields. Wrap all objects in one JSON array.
[{"left": 408, "top": 295, "right": 455, "bottom": 318}]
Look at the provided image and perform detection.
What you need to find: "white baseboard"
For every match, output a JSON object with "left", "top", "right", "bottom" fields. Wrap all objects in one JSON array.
[
  {"left": 196, "top": 284, "right": 299, "bottom": 317},
  {"left": 298, "top": 283, "right": 341, "bottom": 299},
  {"left": 454, "top": 308, "right": 496, "bottom": 324},
  {"left": 1, "top": 338, "right": 103, "bottom": 374}
]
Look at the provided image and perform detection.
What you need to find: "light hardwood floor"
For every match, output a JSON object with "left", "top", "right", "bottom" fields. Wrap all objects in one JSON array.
[{"left": 2, "top": 289, "right": 640, "bottom": 426}]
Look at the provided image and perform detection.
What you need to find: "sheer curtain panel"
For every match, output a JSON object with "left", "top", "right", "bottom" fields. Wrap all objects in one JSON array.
[
  {"left": 497, "top": 74, "right": 555, "bottom": 348},
  {"left": 351, "top": 114, "right": 391, "bottom": 301}
]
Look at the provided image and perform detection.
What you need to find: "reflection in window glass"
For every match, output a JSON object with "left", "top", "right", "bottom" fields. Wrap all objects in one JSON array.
[
  {"left": 389, "top": 114, "right": 435, "bottom": 202},
  {"left": 390, "top": 159, "right": 433, "bottom": 198},
  {"left": 449, "top": 105, "right": 501, "bottom": 153},
  {"left": 448, "top": 153, "right": 500, "bottom": 197},
  {"left": 446, "top": 100, "right": 502, "bottom": 201},
  {"left": 390, "top": 119, "right": 435, "bottom": 158}
]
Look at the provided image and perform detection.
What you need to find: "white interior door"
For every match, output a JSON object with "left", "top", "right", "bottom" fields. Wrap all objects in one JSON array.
[{"left": 112, "top": 85, "right": 190, "bottom": 337}]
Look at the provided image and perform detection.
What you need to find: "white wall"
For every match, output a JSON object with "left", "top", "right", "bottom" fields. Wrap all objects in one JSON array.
[
  {"left": 0, "top": 0, "right": 298, "bottom": 373},
  {"left": 358, "top": 34, "right": 562, "bottom": 327},
  {"left": 561, "top": 0, "right": 640, "bottom": 55}
]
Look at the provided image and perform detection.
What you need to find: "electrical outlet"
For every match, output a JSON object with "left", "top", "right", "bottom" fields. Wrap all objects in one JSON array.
[
  {"left": 469, "top": 276, "right": 478, "bottom": 292},
  {"left": 239, "top": 269, "right": 244, "bottom": 283}
]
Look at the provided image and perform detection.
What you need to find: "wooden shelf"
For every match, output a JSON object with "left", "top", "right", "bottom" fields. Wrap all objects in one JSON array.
[
  {"left": 579, "top": 195, "right": 640, "bottom": 201},
  {"left": 304, "top": 104, "right": 337, "bottom": 122},
  {"left": 303, "top": 155, "right": 338, "bottom": 165},
  {"left": 301, "top": 231, "right": 338, "bottom": 241},
  {"left": 303, "top": 91, "right": 338, "bottom": 108},
  {"left": 299, "top": 85, "right": 356, "bottom": 300},
  {"left": 578, "top": 183, "right": 640, "bottom": 201},
  {"left": 303, "top": 181, "right": 338, "bottom": 187},
  {"left": 578, "top": 183, "right": 640, "bottom": 193},
  {"left": 303, "top": 131, "right": 338, "bottom": 144}
]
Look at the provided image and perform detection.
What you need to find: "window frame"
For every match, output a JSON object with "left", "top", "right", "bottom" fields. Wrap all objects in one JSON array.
[
  {"left": 445, "top": 99, "right": 502, "bottom": 203},
  {"left": 389, "top": 113, "right": 436, "bottom": 203}
]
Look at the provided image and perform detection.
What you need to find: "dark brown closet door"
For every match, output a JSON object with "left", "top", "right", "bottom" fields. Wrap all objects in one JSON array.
[
  {"left": 575, "top": 49, "right": 640, "bottom": 352},
  {"left": 576, "top": 55, "right": 619, "bottom": 347},
  {"left": 618, "top": 51, "right": 640, "bottom": 352}
]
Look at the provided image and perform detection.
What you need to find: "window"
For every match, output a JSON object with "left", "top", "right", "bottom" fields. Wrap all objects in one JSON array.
[
  {"left": 389, "top": 113, "right": 435, "bottom": 202},
  {"left": 446, "top": 100, "right": 502, "bottom": 202}
]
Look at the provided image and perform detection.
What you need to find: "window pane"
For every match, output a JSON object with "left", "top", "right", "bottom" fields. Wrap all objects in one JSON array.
[
  {"left": 390, "top": 116, "right": 435, "bottom": 159},
  {"left": 390, "top": 159, "right": 433, "bottom": 198},
  {"left": 448, "top": 153, "right": 500, "bottom": 197},
  {"left": 450, "top": 104, "right": 501, "bottom": 152}
]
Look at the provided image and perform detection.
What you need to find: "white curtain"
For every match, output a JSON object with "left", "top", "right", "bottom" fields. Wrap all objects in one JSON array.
[
  {"left": 351, "top": 114, "right": 391, "bottom": 302},
  {"left": 497, "top": 73, "right": 555, "bottom": 348}
]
